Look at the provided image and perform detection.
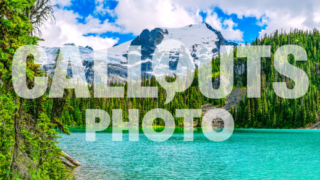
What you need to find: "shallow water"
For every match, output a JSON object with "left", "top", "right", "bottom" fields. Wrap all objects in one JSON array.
[{"left": 58, "top": 128, "right": 320, "bottom": 179}]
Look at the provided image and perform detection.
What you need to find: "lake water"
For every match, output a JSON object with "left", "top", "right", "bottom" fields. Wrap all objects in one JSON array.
[{"left": 58, "top": 128, "right": 320, "bottom": 179}]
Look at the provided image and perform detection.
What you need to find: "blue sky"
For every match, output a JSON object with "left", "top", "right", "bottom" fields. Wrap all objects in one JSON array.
[
  {"left": 62, "top": 0, "right": 136, "bottom": 45},
  {"left": 41, "top": 0, "right": 318, "bottom": 49},
  {"left": 207, "top": 8, "right": 268, "bottom": 43}
]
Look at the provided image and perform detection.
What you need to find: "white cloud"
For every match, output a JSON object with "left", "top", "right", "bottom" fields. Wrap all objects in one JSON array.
[
  {"left": 94, "top": 0, "right": 116, "bottom": 17},
  {"left": 114, "top": 0, "right": 203, "bottom": 35},
  {"left": 174, "top": 0, "right": 320, "bottom": 37},
  {"left": 41, "top": 0, "right": 320, "bottom": 48},
  {"left": 259, "top": 11, "right": 308, "bottom": 36},
  {"left": 38, "top": 9, "right": 119, "bottom": 50},
  {"left": 79, "top": 15, "right": 121, "bottom": 34},
  {"left": 205, "top": 12, "right": 243, "bottom": 41},
  {"left": 113, "top": 0, "right": 243, "bottom": 41}
]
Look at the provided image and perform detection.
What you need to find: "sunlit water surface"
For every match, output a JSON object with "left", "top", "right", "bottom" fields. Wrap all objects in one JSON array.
[{"left": 58, "top": 128, "right": 320, "bottom": 179}]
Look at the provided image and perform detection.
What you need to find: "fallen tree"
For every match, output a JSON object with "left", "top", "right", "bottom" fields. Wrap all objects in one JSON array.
[{"left": 62, "top": 151, "right": 81, "bottom": 166}]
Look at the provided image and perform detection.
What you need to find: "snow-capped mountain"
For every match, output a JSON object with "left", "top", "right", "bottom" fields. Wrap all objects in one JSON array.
[
  {"left": 41, "top": 23, "right": 240, "bottom": 84},
  {"left": 108, "top": 23, "right": 237, "bottom": 71}
]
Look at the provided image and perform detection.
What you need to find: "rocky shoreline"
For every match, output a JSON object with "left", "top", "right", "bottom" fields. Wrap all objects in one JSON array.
[{"left": 300, "top": 121, "right": 320, "bottom": 129}]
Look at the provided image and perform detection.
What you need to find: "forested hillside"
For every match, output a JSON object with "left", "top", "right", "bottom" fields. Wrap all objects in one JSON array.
[
  {"left": 51, "top": 29, "right": 320, "bottom": 129},
  {"left": 233, "top": 29, "right": 320, "bottom": 128}
]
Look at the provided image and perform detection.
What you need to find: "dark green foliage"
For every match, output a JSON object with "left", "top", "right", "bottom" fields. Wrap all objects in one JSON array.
[
  {"left": 0, "top": 0, "right": 70, "bottom": 179},
  {"left": 233, "top": 29, "right": 320, "bottom": 128},
  {"left": 52, "top": 29, "right": 320, "bottom": 129}
]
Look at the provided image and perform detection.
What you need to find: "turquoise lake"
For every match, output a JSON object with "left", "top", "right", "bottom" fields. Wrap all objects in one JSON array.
[{"left": 58, "top": 129, "right": 320, "bottom": 179}]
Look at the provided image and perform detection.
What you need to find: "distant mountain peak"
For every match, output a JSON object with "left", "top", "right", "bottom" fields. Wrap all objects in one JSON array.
[
  {"left": 110, "top": 23, "right": 237, "bottom": 68},
  {"left": 42, "top": 23, "right": 239, "bottom": 84}
]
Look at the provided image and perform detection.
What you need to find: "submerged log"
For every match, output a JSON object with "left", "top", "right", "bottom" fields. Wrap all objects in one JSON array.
[{"left": 62, "top": 151, "right": 81, "bottom": 166}]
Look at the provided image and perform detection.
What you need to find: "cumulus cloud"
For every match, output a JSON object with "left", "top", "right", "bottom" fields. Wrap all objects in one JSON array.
[
  {"left": 114, "top": 0, "right": 203, "bottom": 34},
  {"left": 94, "top": 0, "right": 116, "bottom": 17},
  {"left": 39, "top": 9, "right": 119, "bottom": 50},
  {"left": 40, "top": 0, "right": 320, "bottom": 48},
  {"left": 175, "top": 0, "right": 320, "bottom": 37},
  {"left": 205, "top": 12, "right": 243, "bottom": 41},
  {"left": 79, "top": 15, "right": 121, "bottom": 34}
]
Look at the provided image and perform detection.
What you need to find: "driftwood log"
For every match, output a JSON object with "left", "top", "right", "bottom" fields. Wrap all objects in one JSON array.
[
  {"left": 62, "top": 159, "right": 74, "bottom": 168},
  {"left": 62, "top": 151, "right": 81, "bottom": 166}
]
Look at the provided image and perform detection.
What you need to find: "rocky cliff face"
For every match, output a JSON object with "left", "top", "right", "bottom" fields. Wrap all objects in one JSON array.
[
  {"left": 41, "top": 23, "right": 244, "bottom": 85},
  {"left": 129, "top": 28, "right": 168, "bottom": 72}
]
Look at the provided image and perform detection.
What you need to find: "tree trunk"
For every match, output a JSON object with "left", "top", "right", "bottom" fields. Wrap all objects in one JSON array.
[{"left": 62, "top": 151, "right": 81, "bottom": 166}]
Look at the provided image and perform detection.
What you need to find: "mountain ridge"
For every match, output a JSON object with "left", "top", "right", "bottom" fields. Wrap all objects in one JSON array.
[{"left": 41, "top": 23, "right": 240, "bottom": 84}]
